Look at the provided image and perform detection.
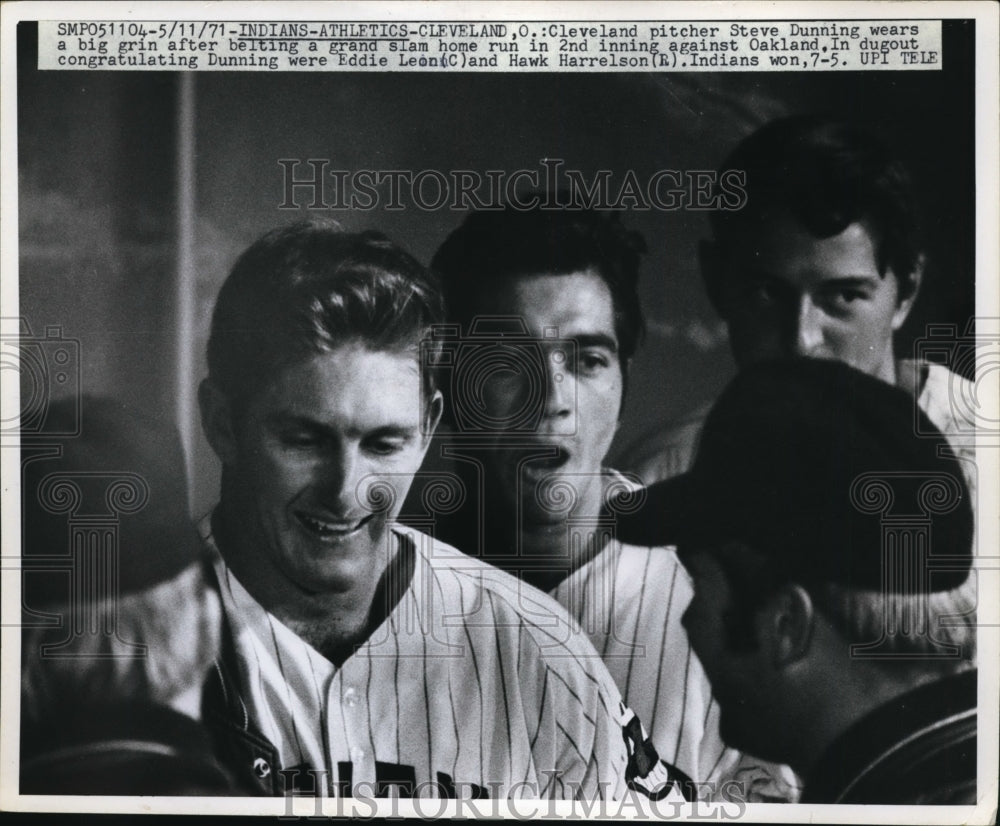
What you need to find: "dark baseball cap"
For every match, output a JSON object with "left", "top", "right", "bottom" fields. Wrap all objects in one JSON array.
[{"left": 616, "top": 359, "right": 973, "bottom": 592}]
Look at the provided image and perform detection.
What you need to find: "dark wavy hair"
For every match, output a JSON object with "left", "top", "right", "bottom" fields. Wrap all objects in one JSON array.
[
  {"left": 207, "top": 220, "right": 442, "bottom": 413},
  {"left": 432, "top": 204, "right": 647, "bottom": 373},
  {"left": 711, "top": 115, "right": 922, "bottom": 297}
]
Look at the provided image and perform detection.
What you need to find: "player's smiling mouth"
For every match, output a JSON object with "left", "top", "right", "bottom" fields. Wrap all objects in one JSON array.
[{"left": 296, "top": 511, "right": 374, "bottom": 540}]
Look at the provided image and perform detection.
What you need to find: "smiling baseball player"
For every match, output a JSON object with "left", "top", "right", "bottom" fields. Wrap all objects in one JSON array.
[
  {"left": 193, "top": 220, "right": 677, "bottom": 799},
  {"left": 21, "top": 219, "right": 680, "bottom": 801}
]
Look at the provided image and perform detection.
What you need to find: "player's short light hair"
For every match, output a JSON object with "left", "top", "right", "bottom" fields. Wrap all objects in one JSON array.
[
  {"left": 711, "top": 542, "right": 976, "bottom": 671},
  {"left": 207, "top": 220, "right": 443, "bottom": 417},
  {"left": 810, "top": 575, "right": 977, "bottom": 669}
]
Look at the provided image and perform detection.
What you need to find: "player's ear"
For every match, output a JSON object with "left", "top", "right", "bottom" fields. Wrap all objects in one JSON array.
[
  {"left": 420, "top": 390, "right": 444, "bottom": 447},
  {"left": 758, "top": 583, "right": 815, "bottom": 670},
  {"left": 198, "top": 378, "right": 239, "bottom": 466},
  {"left": 700, "top": 239, "right": 729, "bottom": 319},
  {"left": 891, "top": 253, "right": 925, "bottom": 332},
  {"left": 617, "top": 357, "right": 633, "bottom": 424}
]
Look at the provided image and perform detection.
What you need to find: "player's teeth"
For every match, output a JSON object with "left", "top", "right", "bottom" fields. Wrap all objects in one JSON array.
[
  {"left": 303, "top": 515, "right": 337, "bottom": 534},
  {"left": 301, "top": 513, "right": 364, "bottom": 536}
]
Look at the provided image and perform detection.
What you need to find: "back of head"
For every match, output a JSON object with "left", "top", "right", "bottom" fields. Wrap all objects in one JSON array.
[
  {"left": 432, "top": 205, "right": 647, "bottom": 363},
  {"left": 207, "top": 220, "right": 443, "bottom": 413},
  {"left": 711, "top": 115, "right": 920, "bottom": 286},
  {"left": 620, "top": 357, "right": 975, "bottom": 664}
]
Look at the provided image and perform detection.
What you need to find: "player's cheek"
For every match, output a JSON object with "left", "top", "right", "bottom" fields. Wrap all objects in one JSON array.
[
  {"left": 256, "top": 443, "right": 312, "bottom": 486},
  {"left": 582, "top": 376, "right": 621, "bottom": 423}
]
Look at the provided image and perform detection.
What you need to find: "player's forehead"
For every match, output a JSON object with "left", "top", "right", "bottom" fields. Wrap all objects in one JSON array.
[
  {"left": 723, "top": 214, "right": 887, "bottom": 286},
  {"left": 488, "top": 270, "right": 619, "bottom": 344},
  {"left": 251, "top": 345, "right": 424, "bottom": 434}
]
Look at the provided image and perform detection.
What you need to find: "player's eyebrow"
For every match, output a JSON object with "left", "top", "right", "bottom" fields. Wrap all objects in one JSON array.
[
  {"left": 742, "top": 268, "right": 880, "bottom": 287},
  {"left": 262, "top": 414, "right": 417, "bottom": 439},
  {"left": 568, "top": 333, "right": 619, "bottom": 354},
  {"left": 264, "top": 412, "right": 325, "bottom": 431},
  {"left": 365, "top": 425, "right": 419, "bottom": 440},
  {"left": 815, "top": 274, "right": 880, "bottom": 287}
]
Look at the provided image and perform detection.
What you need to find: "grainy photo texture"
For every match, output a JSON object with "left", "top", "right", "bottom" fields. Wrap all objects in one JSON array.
[{"left": 1, "top": 2, "right": 997, "bottom": 821}]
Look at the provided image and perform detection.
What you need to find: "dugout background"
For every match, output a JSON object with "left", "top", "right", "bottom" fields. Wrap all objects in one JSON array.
[{"left": 15, "top": 20, "right": 976, "bottom": 515}]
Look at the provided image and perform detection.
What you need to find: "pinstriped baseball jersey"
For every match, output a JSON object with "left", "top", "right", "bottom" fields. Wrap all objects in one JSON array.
[
  {"left": 202, "top": 515, "right": 681, "bottom": 800},
  {"left": 549, "top": 517, "right": 800, "bottom": 801},
  {"left": 549, "top": 539, "right": 733, "bottom": 781}
]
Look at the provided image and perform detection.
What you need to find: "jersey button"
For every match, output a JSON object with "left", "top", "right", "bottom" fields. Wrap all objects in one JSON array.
[
  {"left": 343, "top": 687, "right": 359, "bottom": 707},
  {"left": 349, "top": 747, "right": 364, "bottom": 762},
  {"left": 253, "top": 757, "right": 271, "bottom": 779}
]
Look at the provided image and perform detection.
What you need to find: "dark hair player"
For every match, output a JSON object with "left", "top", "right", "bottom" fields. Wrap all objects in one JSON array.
[
  {"left": 626, "top": 115, "right": 977, "bottom": 496},
  {"left": 430, "top": 205, "right": 795, "bottom": 801}
]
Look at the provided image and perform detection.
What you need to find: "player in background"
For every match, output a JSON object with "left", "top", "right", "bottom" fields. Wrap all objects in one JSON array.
[
  {"left": 621, "top": 115, "right": 977, "bottom": 495},
  {"left": 426, "top": 205, "right": 795, "bottom": 801},
  {"left": 195, "top": 220, "right": 677, "bottom": 799},
  {"left": 618, "top": 358, "right": 978, "bottom": 804}
]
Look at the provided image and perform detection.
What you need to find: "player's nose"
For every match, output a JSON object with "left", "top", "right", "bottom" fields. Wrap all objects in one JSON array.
[
  {"left": 789, "top": 295, "right": 826, "bottom": 357},
  {"left": 541, "top": 347, "right": 572, "bottom": 419},
  {"left": 315, "top": 448, "right": 363, "bottom": 512}
]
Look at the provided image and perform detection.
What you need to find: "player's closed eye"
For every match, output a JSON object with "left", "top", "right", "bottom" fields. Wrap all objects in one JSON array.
[
  {"left": 280, "top": 430, "right": 325, "bottom": 449},
  {"left": 364, "top": 436, "right": 409, "bottom": 456}
]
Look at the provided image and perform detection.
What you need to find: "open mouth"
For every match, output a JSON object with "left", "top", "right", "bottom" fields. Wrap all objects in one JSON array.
[
  {"left": 296, "top": 511, "right": 374, "bottom": 540},
  {"left": 523, "top": 445, "right": 571, "bottom": 472}
]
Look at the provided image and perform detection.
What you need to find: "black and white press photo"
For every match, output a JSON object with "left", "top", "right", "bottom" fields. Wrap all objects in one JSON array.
[{"left": 1, "top": 1, "right": 997, "bottom": 821}]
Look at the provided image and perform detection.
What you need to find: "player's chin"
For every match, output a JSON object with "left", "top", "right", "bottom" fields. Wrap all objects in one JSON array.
[
  {"left": 517, "top": 487, "right": 573, "bottom": 525},
  {"left": 291, "top": 551, "right": 379, "bottom": 595}
]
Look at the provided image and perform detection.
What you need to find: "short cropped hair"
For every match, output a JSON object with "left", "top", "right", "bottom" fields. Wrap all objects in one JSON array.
[
  {"left": 712, "top": 115, "right": 922, "bottom": 297},
  {"left": 810, "top": 577, "right": 977, "bottom": 668},
  {"left": 708, "top": 543, "right": 976, "bottom": 671},
  {"left": 432, "top": 206, "right": 647, "bottom": 368},
  {"left": 206, "top": 220, "right": 442, "bottom": 413}
]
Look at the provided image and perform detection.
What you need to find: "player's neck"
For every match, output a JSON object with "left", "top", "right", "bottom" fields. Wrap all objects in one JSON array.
[
  {"left": 873, "top": 346, "right": 898, "bottom": 385},
  {"left": 789, "top": 648, "right": 928, "bottom": 779},
  {"left": 292, "top": 542, "right": 415, "bottom": 666},
  {"left": 482, "top": 483, "right": 607, "bottom": 590}
]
